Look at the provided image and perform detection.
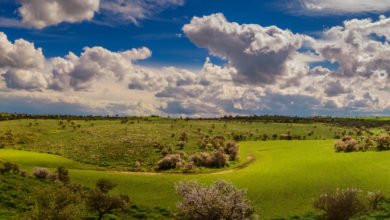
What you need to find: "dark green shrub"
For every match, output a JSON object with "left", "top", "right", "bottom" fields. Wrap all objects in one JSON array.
[
  {"left": 56, "top": 166, "right": 70, "bottom": 185},
  {"left": 0, "top": 162, "right": 19, "bottom": 174},
  {"left": 30, "top": 185, "right": 85, "bottom": 220},
  {"left": 314, "top": 188, "right": 364, "bottom": 220}
]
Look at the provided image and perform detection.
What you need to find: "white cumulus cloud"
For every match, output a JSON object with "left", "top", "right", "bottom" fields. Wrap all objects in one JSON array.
[
  {"left": 18, "top": 0, "right": 100, "bottom": 29},
  {"left": 297, "top": 0, "right": 390, "bottom": 14}
]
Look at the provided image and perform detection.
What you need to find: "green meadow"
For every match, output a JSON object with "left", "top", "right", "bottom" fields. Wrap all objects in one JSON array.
[
  {"left": 1, "top": 139, "right": 390, "bottom": 219},
  {"left": 0, "top": 119, "right": 349, "bottom": 171}
]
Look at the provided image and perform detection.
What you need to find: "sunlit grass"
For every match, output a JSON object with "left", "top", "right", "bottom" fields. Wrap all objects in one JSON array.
[{"left": 1, "top": 140, "right": 390, "bottom": 219}]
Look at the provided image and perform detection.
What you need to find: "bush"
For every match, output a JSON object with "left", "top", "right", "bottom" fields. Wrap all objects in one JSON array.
[
  {"left": 56, "top": 166, "right": 70, "bottom": 185},
  {"left": 181, "top": 161, "right": 195, "bottom": 173},
  {"left": 314, "top": 188, "right": 364, "bottom": 220},
  {"left": 47, "top": 172, "right": 58, "bottom": 182},
  {"left": 224, "top": 141, "right": 240, "bottom": 161},
  {"left": 33, "top": 167, "right": 50, "bottom": 179},
  {"left": 357, "top": 136, "right": 375, "bottom": 151},
  {"left": 376, "top": 135, "right": 390, "bottom": 151},
  {"left": 157, "top": 154, "right": 182, "bottom": 170},
  {"left": 209, "top": 151, "right": 228, "bottom": 168},
  {"left": 189, "top": 152, "right": 211, "bottom": 167},
  {"left": 30, "top": 185, "right": 85, "bottom": 220},
  {"left": 367, "top": 191, "right": 386, "bottom": 210},
  {"left": 334, "top": 137, "right": 358, "bottom": 152},
  {"left": 211, "top": 136, "right": 225, "bottom": 149},
  {"left": 19, "top": 169, "right": 28, "bottom": 177},
  {"left": 179, "top": 132, "right": 188, "bottom": 142},
  {"left": 175, "top": 180, "right": 254, "bottom": 220},
  {"left": 0, "top": 162, "right": 19, "bottom": 174}
]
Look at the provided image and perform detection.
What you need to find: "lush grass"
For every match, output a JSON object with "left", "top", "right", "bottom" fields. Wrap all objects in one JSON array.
[
  {"left": 0, "top": 119, "right": 350, "bottom": 171},
  {"left": 1, "top": 140, "right": 390, "bottom": 219},
  {"left": 0, "top": 149, "right": 98, "bottom": 171},
  {"left": 0, "top": 173, "right": 49, "bottom": 219}
]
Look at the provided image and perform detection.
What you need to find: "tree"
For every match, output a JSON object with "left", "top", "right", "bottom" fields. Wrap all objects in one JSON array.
[
  {"left": 87, "top": 178, "right": 129, "bottom": 220},
  {"left": 175, "top": 180, "right": 254, "bottom": 220},
  {"left": 96, "top": 178, "right": 116, "bottom": 193}
]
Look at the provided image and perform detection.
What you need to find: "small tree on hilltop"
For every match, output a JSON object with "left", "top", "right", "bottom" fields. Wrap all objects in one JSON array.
[{"left": 175, "top": 180, "right": 254, "bottom": 220}]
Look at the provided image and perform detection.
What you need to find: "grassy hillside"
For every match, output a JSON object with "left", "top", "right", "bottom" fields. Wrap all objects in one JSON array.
[
  {"left": 1, "top": 140, "right": 390, "bottom": 219},
  {"left": 0, "top": 119, "right": 351, "bottom": 171}
]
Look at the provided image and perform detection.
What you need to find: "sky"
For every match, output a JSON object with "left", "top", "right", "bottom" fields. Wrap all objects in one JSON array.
[{"left": 0, "top": 0, "right": 389, "bottom": 117}]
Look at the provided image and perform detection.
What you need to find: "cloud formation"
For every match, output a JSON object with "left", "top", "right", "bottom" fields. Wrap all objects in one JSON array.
[
  {"left": 183, "top": 13, "right": 309, "bottom": 85},
  {"left": 0, "top": 0, "right": 185, "bottom": 29},
  {"left": 19, "top": 0, "right": 100, "bottom": 29},
  {"left": 315, "top": 16, "right": 390, "bottom": 80},
  {"left": 296, "top": 0, "right": 390, "bottom": 14},
  {"left": 0, "top": 32, "right": 44, "bottom": 70},
  {"left": 0, "top": 15, "right": 389, "bottom": 117},
  {"left": 50, "top": 46, "right": 151, "bottom": 90}
]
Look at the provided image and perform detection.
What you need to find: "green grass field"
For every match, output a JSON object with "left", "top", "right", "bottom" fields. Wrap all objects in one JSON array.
[
  {"left": 0, "top": 119, "right": 351, "bottom": 171},
  {"left": 1, "top": 139, "right": 390, "bottom": 219}
]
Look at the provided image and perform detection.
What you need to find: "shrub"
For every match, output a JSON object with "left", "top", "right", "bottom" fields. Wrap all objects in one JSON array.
[
  {"left": 56, "top": 166, "right": 70, "bottom": 185},
  {"left": 181, "top": 161, "right": 195, "bottom": 173},
  {"left": 357, "top": 137, "right": 375, "bottom": 151},
  {"left": 33, "top": 167, "right": 50, "bottom": 179},
  {"left": 211, "top": 136, "right": 225, "bottom": 149},
  {"left": 376, "top": 135, "right": 390, "bottom": 151},
  {"left": 179, "top": 132, "right": 188, "bottom": 142},
  {"left": 47, "top": 172, "right": 58, "bottom": 182},
  {"left": 0, "top": 162, "right": 19, "bottom": 174},
  {"left": 177, "top": 141, "right": 186, "bottom": 150},
  {"left": 314, "top": 188, "right": 364, "bottom": 220},
  {"left": 334, "top": 137, "right": 358, "bottom": 152},
  {"left": 224, "top": 140, "right": 240, "bottom": 161},
  {"left": 367, "top": 191, "right": 386, "bottom": 210},
  {"left": 157, "top": 154, "right": 182, "bottom": 170},
  {"left": 19, "top": 169, "right": 28, "bottom": 177},
  {"left": 30, "top": 185, "right": 85, "bottom": 220},
  {"left": 209, "top": 151, "right": 228, "bottom": 168},
  {"left": 175, "top": 180, "right": 254, "bottom": 220},
  {"left": 189, "top": 152, "right": 211, "bottom": 167}
]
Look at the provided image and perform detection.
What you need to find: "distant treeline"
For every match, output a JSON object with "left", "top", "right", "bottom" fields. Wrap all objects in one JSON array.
[{"left": 0, "top": 113, "right": 388, "bottom": 127}]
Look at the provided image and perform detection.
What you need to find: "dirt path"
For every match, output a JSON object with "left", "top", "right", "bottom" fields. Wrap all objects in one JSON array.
[{"left": 109, "top": 154, "right": 256, "bottom": 176}]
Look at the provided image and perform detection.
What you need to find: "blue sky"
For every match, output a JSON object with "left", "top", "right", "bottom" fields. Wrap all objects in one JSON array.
[
  {"left": 2, "top": 0, "right": 388, "bottom": 67},
  {"left": 0, "top": 0, "right": 389, "bottom": 116}
]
